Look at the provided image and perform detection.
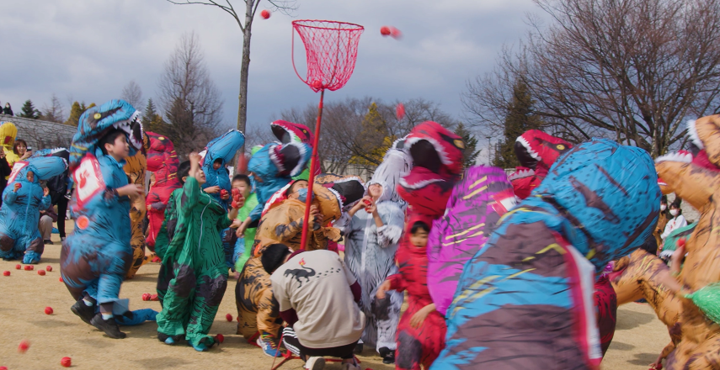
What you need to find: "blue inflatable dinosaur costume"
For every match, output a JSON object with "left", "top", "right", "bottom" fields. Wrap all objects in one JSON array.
[
  {"left": 60, "top": 99, "right": 145, "bottom": 339},
  {"left": 432, "top": 138, "right": 661, "bottom": 370},
  {"left": 0, "top": 153, "right": 67, "bottom": 264},
  {"left": 247, "top": 141, "right": 311, "bottom": 224},
  {"left": 201, "top": 129, "right": 245, "bottom": 210}
]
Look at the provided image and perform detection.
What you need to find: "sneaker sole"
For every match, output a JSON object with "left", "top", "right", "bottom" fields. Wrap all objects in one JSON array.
[{"left": 90, "top": 317, "right": 127, "bottom": 339}]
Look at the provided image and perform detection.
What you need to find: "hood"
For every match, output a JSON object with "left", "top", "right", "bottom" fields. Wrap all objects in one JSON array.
[
  {"left": 0, "top": 122, "right": 17, "bottom": 149},
  {"left": 315, "top": 173, "right": 365, "bottom": 209},
  {"left": 70, "top": 99, "right": 144, "bottom": 171},
  {"left": 655, "top": 117, "right": 720, "bottom": 210},
  {"left": 369, "top": 136, "right": 411, "bottom": 206},
  {"left": 8, "top": 156, "right": 68, "bottom": 186},
  {"left": 520, "top": 138, "right": 660, "bottom": 271},
  {"left": 398, "top": 121, "right": 464, "bottom": 218},
  {"left": 271, "top": 120, "right": 314, "bottom": 144},
  {"left": 427, "top": 165, "right": 517, "bottom": 315},
  {"left": 202, "top": 129, "right": 245, "bottom": 167},
  {"left": 248, "top": 141, "right": 311, "bottom": 181},
  {"left": 514, "top": 130, "right": 572, "bottom": 170}
]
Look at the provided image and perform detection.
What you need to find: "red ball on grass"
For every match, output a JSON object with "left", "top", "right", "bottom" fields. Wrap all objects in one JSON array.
[
  {"left": 61, "top": 356, "right": 72, "bottom": 367},
  {"left": 38, "top": 270, "right": 46, "bottom": 276},
  {"left": 2, "top": 271, "right": 9, "bottom": 276},
  {"left": 215, "top": 333, "right": 225, "bottom": 344},
  {"left": 45, "top": 307, "right": 54, "bottom": 315},
  {"left": 24, "top": 265, "right": 34, "bottom": 271},
  {"left": 142, "top": 293, "right": 151, "bottom": 301},
  {"left": 46, "top": 266, "right": 53, "bottom": 272},
  {"left": 15, "top": 264, "right": 21, "bottom": 270},
  {"left": 59, "top": 277, "right": 63, "bottom": 282},
  {"left": 260, "top": 9, "right": 271, "bottom": 19},
  {"left": 0, "top": 366, "right": 7, "bottom": 370},
  {"left": 226, "top": 313, "right": 233, "bottom": 322}
]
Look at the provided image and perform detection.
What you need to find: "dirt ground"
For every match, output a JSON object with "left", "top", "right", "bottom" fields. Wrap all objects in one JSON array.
[{"left": 0, "top": 230, "right": 670, "bottom": 369}]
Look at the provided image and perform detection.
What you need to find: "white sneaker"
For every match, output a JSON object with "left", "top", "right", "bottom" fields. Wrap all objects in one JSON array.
[{"left": 305, "top": 356, "right": 325, "bottom": 370}]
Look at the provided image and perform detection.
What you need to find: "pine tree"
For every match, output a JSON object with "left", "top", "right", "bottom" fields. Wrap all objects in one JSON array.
[
  {"left": 455, "top": 123, "right": 480, "bottom": 169},
  {"left": 493, "top": 79, "right": 544, "bottom": 168},
  {"left": 64, "top": 101, "right": 96, "bottom": 126},
  {"left": 349, "top": 102, "right": 393, "bottom": 167},
  {"left": 142, "top": 99, "right": 168, "bottom": 134},
  {"left": 19, "top": 100, "right": 40, "bottom": 119}
]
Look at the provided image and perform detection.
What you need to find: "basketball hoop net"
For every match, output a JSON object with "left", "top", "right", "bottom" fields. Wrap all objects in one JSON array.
[{"left": 291, "top": 20, "right": 364, "bottom": 251}]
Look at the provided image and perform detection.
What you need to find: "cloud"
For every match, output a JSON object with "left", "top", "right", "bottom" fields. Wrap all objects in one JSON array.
[{"left": 0, "top": 0, "right": 538, "bottom": 135}]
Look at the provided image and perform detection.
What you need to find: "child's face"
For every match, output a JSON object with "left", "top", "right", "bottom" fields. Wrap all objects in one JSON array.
[
  {"left": 410, "top": 230, "right": 428, "bottom": 248},
  {"left": 368, "top": 183, "right": 383, "bottom": 199},
  {"left": 287, "top": 180, "right": 309, "bottom": 200},
  {"left": 106, "top": 134, "right": 130, "bottom": 159},
  {"left": 197, "top": 168, "right": 207, "bottom": 185},
  {"left": 213, "top": 160, "right": 222, "bottom": 170},
  {"left": 26, "top": 171, "right": 34, "bottom": 182},
  {"left": 233, "top": 180, "right": 251, "bottom": 198}
]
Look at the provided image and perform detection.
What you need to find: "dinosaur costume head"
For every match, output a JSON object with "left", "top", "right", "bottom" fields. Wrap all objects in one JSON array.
[
  {"left": 201, "top": 129, "right": 245, "bottom": 168},
  {"left": 146, "top": 132, "right": 177, "bottom": 173},
  {"left": 271, "top": 120, "right": 314, "bottom": 145},
  {"left": 69, "top": 100, "right": 144, "bottom": 171},
  {"left": 0, "top": 121, "right": 17, "bottom": 150},
  {"left": 248, "top": 141, "right": 311, "bottom": 181},
  {"left": 397, "top": 121, "right": 464, "bottom": 218},
  {"left": 514, "top": 129, "right": 573, "bottom": 171},
  {"left": 369, "top": 136, "right": 411, "bottom": 209}
]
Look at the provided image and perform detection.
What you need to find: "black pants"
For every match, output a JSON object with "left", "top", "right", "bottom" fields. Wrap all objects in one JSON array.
[
  {"left": 282, "top": 327, "right": 357, "bottom": 360},
  {"left": 56, "top": 197, "right": 69, "bottom": 238}
]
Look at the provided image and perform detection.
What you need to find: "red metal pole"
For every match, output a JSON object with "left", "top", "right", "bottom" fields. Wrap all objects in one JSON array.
[{"left": 299, "top": 89, "right": 324, "bottom": 251}]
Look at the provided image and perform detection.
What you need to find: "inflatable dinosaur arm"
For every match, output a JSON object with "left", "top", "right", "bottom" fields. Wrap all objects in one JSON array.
[
  {"left": 40, "top": 193, "right": 52, "bottom": 210},
  {"left": 387, "top": 273, "right": 407, "bottom": 293},
  {"left": 3, "top": 187, "right": 18, "bottom": 204},
  {"left": 691, "top": 115, "right": 720, "bottom": 164}
]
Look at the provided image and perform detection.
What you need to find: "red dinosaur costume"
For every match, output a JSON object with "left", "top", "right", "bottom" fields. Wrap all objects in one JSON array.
[
  {"left": 145, "top": 132, "right": 181, "bottom": 250},
  {"left": 508, "top": 129, "right": 572, "bottom": 200},
  {"left": 390, "top": 121, "right": 464, "bottom": 370}
]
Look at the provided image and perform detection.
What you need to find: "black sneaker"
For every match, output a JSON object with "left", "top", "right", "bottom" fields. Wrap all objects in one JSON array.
[
  {"left": 44, "top": 240, "right": 53, "bottom": 245},
  {"left": 90, "top": 313, "right": 127, "bottom": 339},
  {"left": 379, "top": 347, "right": 395, "bottom": 364},
  {"left": 71, "top": 300, "right": 95, "bottom": 325},
  {"left": 353, "top": 343, "right": 363, "bottom": 355}
]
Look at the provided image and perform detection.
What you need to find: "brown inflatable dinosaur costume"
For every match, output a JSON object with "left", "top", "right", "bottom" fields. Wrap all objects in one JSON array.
[
  {"left": 123, "top": 133, "right": 148, "bottom": 279},
  {"left": 610, "top": 249, "right": 683, "bottom": 368},
  {"left": 654, "top": 115, "right": 720, "bottom": 369}
]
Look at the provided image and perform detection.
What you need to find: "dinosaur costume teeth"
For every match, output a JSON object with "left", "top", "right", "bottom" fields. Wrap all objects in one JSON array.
[{"left": 507, "top": 168, "right": 535, "bottom": 181}]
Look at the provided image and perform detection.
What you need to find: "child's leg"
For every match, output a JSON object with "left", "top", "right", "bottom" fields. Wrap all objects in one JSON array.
[
  {"left": 157, "top": 266, "right": 197, "bottom": 339},
  {"left": 0, "top": 231, "right": 16, "bottom": 260},
  {"left": 185, "top": 269, "right": 227, "bottom": 350},
  {"left": 21, "top": 236, "right": 44, "bottom": 264},
  {"left": 372, "top": 289, "right": 403, "bottom": 352}
]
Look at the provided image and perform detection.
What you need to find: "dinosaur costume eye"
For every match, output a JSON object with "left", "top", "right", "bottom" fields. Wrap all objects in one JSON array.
[
  {"left": 94, "top": 113, "right": 102, "bottom": 120},
  {"left": 556, "top": 144, "right": 565, "bottom": 151},
  {"left": 454, "top": 139, "right": 465, "bottom": 150}
]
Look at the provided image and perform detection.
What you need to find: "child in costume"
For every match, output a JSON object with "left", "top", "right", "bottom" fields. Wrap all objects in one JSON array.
[
  {"left": 0, "top": 155, "right": 67, "bottom": 263},
  {"left": 123, "top": 133, "right": 148, "bottom": 278},
  {"left": 231, "top": 174, "right": 257, "bottom": 273},
  {"left": 0, "top": 122, "right": 18, "bottom": 203},
  {"left": 155, "top": 152, "right": 242, "bottom": 351},
  {"left": 145, "top": 132, "right": 181, "bottom": 253},
  {"left": 200, "top": 129, "right": 245, "bottom": 210},
  {"left": 61, "top": 100, "right": 146, "bottom": 339}
]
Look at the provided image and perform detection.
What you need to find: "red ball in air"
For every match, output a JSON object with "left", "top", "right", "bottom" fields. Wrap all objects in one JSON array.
[
  {"left": 46, "top": 266, "right": 53, "bottom": 272},
  {"left": 2, "top": 271, "right": 9, "bottom": 276},
  {"left": 396, "top": 103, "right": 405, "bottom": 120},
  {"left": 38, "top": 270, "right": 46, "bottom": 276},
  {"left": 260, "top": 9, "right": 271, "bottom": 19},
  {"left": 390, "top": 27, "right": 402, "bottom": 39},
  {"left": 18, "top": 340, "right": 30, "bottom": 353},
  {"left": 380, "top": 26, "right": 391, "bottom": 36},
  {"left": 226, "top": 313, "right": 233, "bottom": 322},
  {"left": 61, "top": 356, "right": 72, "bottom": 367},
  {"left": 45, "top": 307, "right": 54, "bottom": 315},
  {"left": 311, "top": 80, "right": 323, "bottom": 90},
  {"left": 215, "top": 333, "right": 225, "bottom": 344}
]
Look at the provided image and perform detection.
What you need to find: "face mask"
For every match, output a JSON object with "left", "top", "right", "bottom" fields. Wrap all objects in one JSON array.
[
  {"left": 670, "top": 209, "right": 679, "bottom": 217},
  {"left": 660, "top": 205, "right": 667, "bottom": 211},
  {"left": 297, "top": 188, "right": 313, "bottom": 203}
]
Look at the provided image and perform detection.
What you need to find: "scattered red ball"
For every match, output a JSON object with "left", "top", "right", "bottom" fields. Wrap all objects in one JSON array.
[
  {"left": 38, "top": 270, "right": 46, "bottom": 276},
  {"left": 150, "top": 294, "right": 159, "bottom": 301},
  {"left": 59, "top": 277, "right": 63, "bottom": 282},
  {"left": 142, "top": 293, "right": 151, "bottom": 301},
  {"left": 396, "top": 103, "right": 406, "bottom": 120},
  {"left": 380, "top": 26, "right": 391, "bottom": 36},
  {"left": 260, "top": 9, "right": 271, "bottom": 19},
  {"left": 24, "top": 265, "right": 34, "bottom": 271},
  {"left": 151, "top": 256, "right": 161, "bottom": 263},
  {"left": 18, "top": 340, "right": 30, "bottom": 353},
  {"left": 0, "top": 366, "right": 8, "bottom": 370},
  {"left": 61, "top": 356, "right": 72, "bottom": 367},
  {"left": 226, "top": 313, "right": 233, "bottom": 322},
  {"left": 390, "top": 27, "right": 402, "bottom": 39},
  {"left": 46, "top": 266, "right": 53, "bottom": 272},
  {"left": 311, "top": 80, "right": 323, "bottom": 90},
  {"left": 15, "top": 264, "right": 21, "bottom": 270},
  {"left": 2, "top": 271, "right": 9, "bottom": 276},
  {"left": 45, "top": 307, "right": 54, "bottom": 315},
  {"left": 215, "top": 333, "right": 225, "bottom": 344}
]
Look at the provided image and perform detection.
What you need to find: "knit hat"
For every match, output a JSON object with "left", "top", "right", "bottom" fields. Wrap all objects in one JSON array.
[{"left": 261, "top": 244, "right": 292, "bottom": 274}]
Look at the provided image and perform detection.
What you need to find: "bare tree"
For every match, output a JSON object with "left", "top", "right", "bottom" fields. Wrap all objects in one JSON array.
[
  {"left": 159, "top": 32, "right": 224, "bottom": 159},
  {"left": 121, "top": 80, "right": 144, "bottom": 109},
  {"left": 40, "top": 94, "right": 65, "bottom": 123},
  {"left": 167, "top": 0, "right": 298, "bottom": 154},
  {"left": 465, "top": 0, "right": 720, "bottom": 156}
]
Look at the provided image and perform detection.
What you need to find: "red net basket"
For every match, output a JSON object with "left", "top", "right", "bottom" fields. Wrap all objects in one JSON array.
[{"left": 292, "top": 20, "right": 364, "bottom": 93}]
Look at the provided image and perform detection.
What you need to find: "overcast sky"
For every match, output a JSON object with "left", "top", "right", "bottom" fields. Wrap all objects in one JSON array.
[{"left": 0, "top": 0, "right": 540, "bottom": 160}]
